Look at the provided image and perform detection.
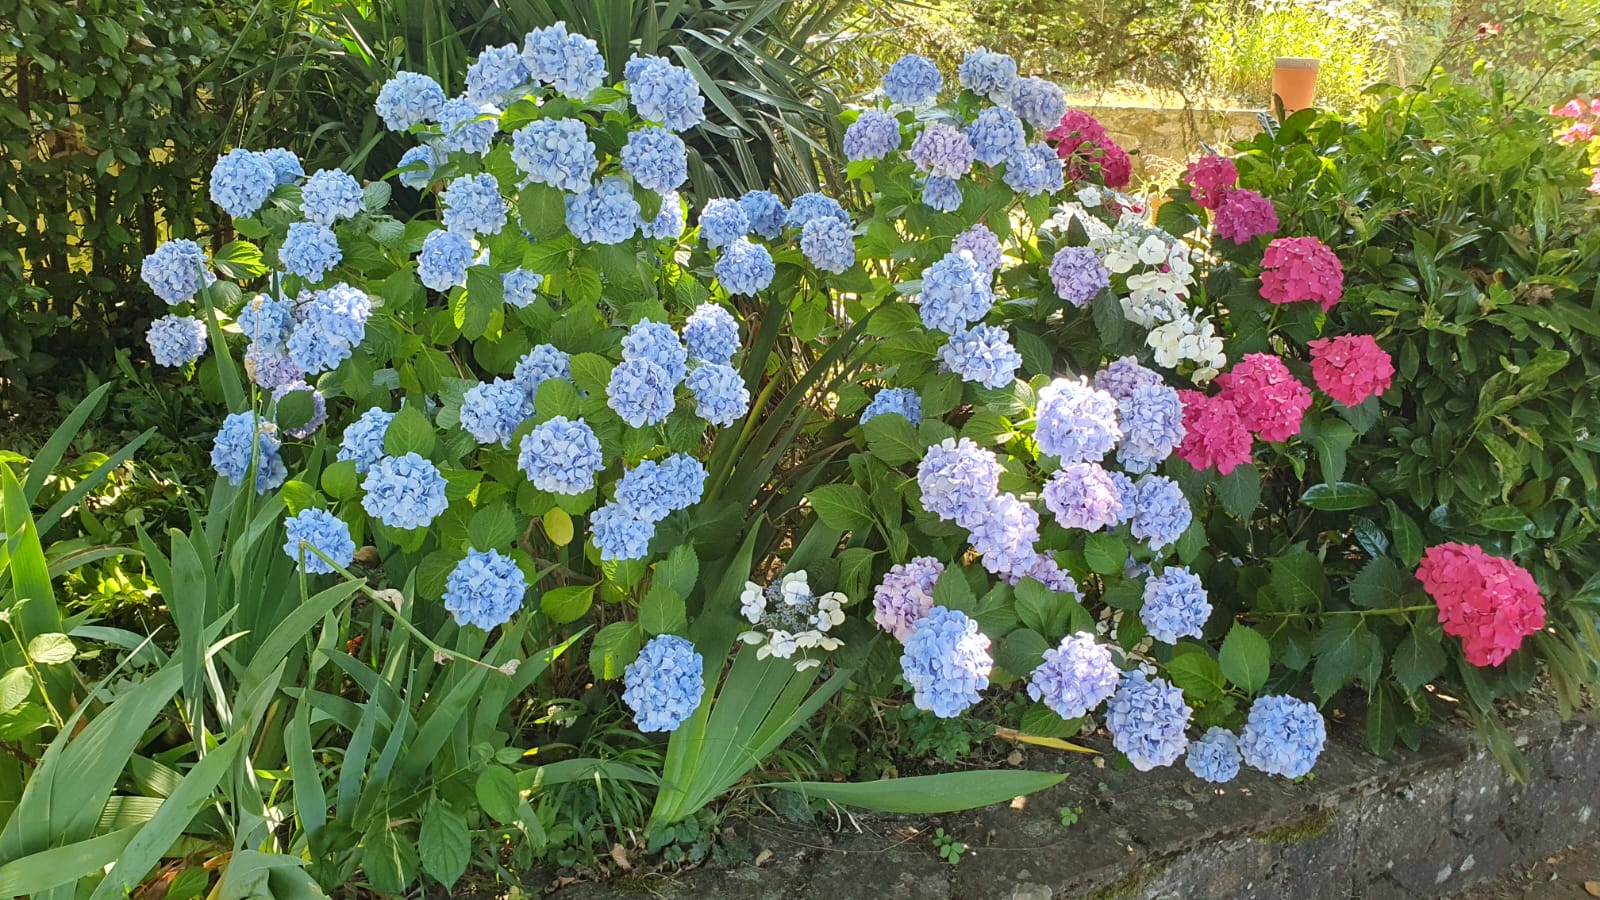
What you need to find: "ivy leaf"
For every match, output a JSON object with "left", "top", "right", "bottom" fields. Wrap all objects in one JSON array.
[{"left": 1218, "top": 624, "right": 1271, "bottom": 693}]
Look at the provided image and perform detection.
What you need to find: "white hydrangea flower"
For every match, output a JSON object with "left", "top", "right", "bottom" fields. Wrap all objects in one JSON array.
[{"left": 736, "top": 569, "right": 847, "bottom": 669}]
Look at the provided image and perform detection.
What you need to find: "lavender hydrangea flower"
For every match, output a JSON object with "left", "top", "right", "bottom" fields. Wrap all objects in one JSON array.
[
  {"left": 1009, "top": 76, "right": 1067, "bottom": 128},
  {"left": 623, "top": 635, "right": 705, "bottom": 732},
  {"left": 1027, "top": 633, "right": 1121, "bottom": 720},
  {"left": 503, "top": 268, "right": 543, "bottom": 308},
  {"left": 860, "top": 388, "right": 922, "bottom": 425},
  {"left": 211, "top": 412, "right": 286, "bottom": 493},
  {"left": 396, "top": 145, "right": 436, "bottom": 191},
  {"left": 783, "top": 192, "right": 850, "bottom": 230},
  {"left": 1094, "top": 356, "right": 1163, "bottom": 401},
  {"left": 882, "top": 53, "right": 942, "bottom": 107},
  {"left": 959, "top": 48, "right": 1019, "bottom": 101},
  {"left": 901, "top": 606, "right": 992, "bottom": 717},
  {"left": 739, "top": 190, "right": 787, "bottom": 239},
  {"left": 1141, "top": 566, "right": 1211, "bottom": 643},
  {"left": 1049, "top": 246, "right": 1111, "bottom": 307},
  {"left": 938, "top": 325, "right": 1020, "bottom": 389},
  {"left": 641, "top": 191, "right": 686, "bottom": 240},
  {"left": 518, "top": 416, "right": 604, "bottom": 494},
  {"left": 800, "top": 217, "right": 855, "bottom": 273},
  {"left": 1042, "top": 462, "right": 1125, "bottom": 532},
  {"left": 511, "top": 118, "right": 596, "bottom": 192},
  {"left": 440, "top": 173, "right": 507, "bottom": 236},
  {"left": 909, "top": 123, "right": 975, "bottom": 179},
  {"left": 1187, "top": 728, "right": 1242, "bottom": 783},
  {"left": 279, "top": 222, "right": 342, "bottom": 282},
  {"left": 300, "top": 169, "right": 364, "bottom": 225},
  {"left": 686, "top": 363, "right": 749, "bottom": 426},
  {"left": 338, "top": 407, "right": 394, "bottom": 474},
  {"left": 621, "top": 319, "right": 688, "bottom": 385},
  {"left": 376, "top": 71, "right": 447, "bottom": 130},
  {"left": 698, "top": 198, "right": 750, "bottom": 249},
  {"left": 1035, "top": 377, "right": 1120, "bottom": 464},
  {"left": 444, "top": 548, "right": 527, "bottom": 630},
  {"left": 1129, "top": 474, "right": 1192, "bottom": 552},
  {"left": 607, "top": 358, "right": 676, "bottom": 427},
  {"left": 210, "top": 149, "right": 275, "bottom": 218},
  {"left": 918, "top": 250, "right": 994, "bottom": 333},
  {"left": 362, "top": 452, "right": 448, "bottom": 530},
  {"left": 614, "top": 454, "right": 706, "bottom": 522},
  {"left": 873, "top": 557, "right": 943, "bottom": 641},
  {"left": 624, "top": 54, "right": 706, "bottom": 131},
  {"left": 245, "top": 343, "right": 303, "bottom": 390},
  {"left": 917, "top": 437, "right": 1001, "bottom": 525},
  {"left": 460, "top": 377, "right": 534, "bottom": 446},
  {"left": 416, "top": 229, "right": 473, "bottom": 292},
  {"left": 714, "top": 237, "right": 774, "bottom": 295},
  {"left": 922, "top": 175, "right": 963, "bottom": 212},
  {"left": 147, "top": 315, "right": 208, "bottom": 367},
  {"left": 142, "top": 239, "right": 213, "bottom": 305},
  {"left": 1117, "top": 383, "right": 1185, "bottom": 473},
  {"left": 465, "top": 43, "right": 530, "bottom": 105},
  {"left": 514, "top": 343, "right": 572, "bottom": 397},
  {"left": 1105, "top": 671, "right": 1192, "bottom": 771},
  {"left": 438, "top": 96, "right": 499, "bottom": 155},
  {"left": 271, "top": 381, "right": 328, "bottom": 439},
  {"left": 952, "top": 224, "right": 1002, "bottom": 275},
  {"left": 521, "top": 22, "right": 605, "bottom": 98},
  {"left": 965, "top": 106, "right": 1026, "bottom": 166},
  {"left": 566, "top": 177, "right": 640, "bottom": 244},
  {"left": 683, "top": 303, "right": 739, "bottom": 365},
  {"left": 844, "top": 109, "right": 902, "bottom": 161},
  {"left": 591, "top": 501, "right": 655, "bottom": 560},
  {"left": 1012, "top": 553, "right": 1081, "bottom": 595},
  {"left": 259, "top": 148, "right": 304, "bottom": 185},
  {"left": 968, "top": 493, "right": 1040, "bottom": 578},
  {"left": 282, "top": 508, "right": 355, "bottom": 574},
  {"left": 1239, "top": 695, "right": 1326, "bottom": 778},
  {"left": 1003, "top": 142, "right": 1065, "bottom": 196}
]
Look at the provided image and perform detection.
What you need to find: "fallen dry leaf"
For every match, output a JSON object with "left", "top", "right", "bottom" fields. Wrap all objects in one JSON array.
[
  {"left": 609, "top": 843, "right": 632, "bottom": 872},
  {"left": 755, "top": 849, "right": 773, "bottom": 867},
  {"left": 1582, "top": 880, "right": 1600, "bottom": 897}
]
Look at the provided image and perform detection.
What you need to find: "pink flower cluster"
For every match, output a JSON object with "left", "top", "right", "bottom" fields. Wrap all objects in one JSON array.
[
  {"left": 1175, "top": 389, "right": 1253, "bottom": 474},
  {"left": 1213, "top": 189, "right": 1280, "bottom": 244},
  {"left": 1417, "top": 542, "right": 1546, "bottom": 667},
  {"left": 1184, "top": 155, "right": 1237, "bottom": 209},
  {"left": 1308, "top": 334, "right": 1394, "bottom": 406},
  {"left": 1260, "top": 236, "right": 1344, "bottom": 311},
  {"left": 1548, "top": 98, "right": 1600, "bottom": 192},
  {"left": 1215, "top": 353, "right": 1312, "bottom": 442},
  {"left": 1046, "top": 110, "right": 1132, "bottom": 189}
]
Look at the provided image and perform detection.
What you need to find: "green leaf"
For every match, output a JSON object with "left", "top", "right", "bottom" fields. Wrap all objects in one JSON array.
[
  {"left": 588, "top": 621, "right": 642, "bottom": 680},
  {"left": 25, "top": 634, "right": 75, "bottom": 665},
  {"left": 1311, "top": 618, "right": 1376, "bottom": 702},
  {"left": 764, "top": 770, "right": 1066, "bottom": 814},
  {"left": 1166, "top": 650, "right": 1225, "bottom": 702},
  {"left": 1348, "top": 556, "right": 1403, "bottom": 609},
  {"left": 418, "top": 804, "right": 470, "bottom": 889},
  {"left": 1475, "top": 505, "right": 1531, "bottom": 532},
  {"left": 467, "top": 502, "right": 518, "bottom": 550},
  {"left": 1391, "top": 629, "right": 1446, "bottom": 693},
  {"left": 807, "top": 485, "right": 873, "bottom": 531},
  {"left": 1218, "top": 624, "right": 1271, "bottom": 693},
  {"left": 384, "top": 405, "right": 436, "bottom": 458},
  {"left": 836, "top": 547, "right": 878, "bottom": 601},
  {"left": 653, "top": 545, "right": 699, "bottom": 601},
  {"left": 274, "top": 389, "right": 315, "bottom": 433},
  {"left": 475, "top": 766, "right": 520, "bottom": 824},
  {"left": 1299, "top": 482, "right": 1378, "bottom": 510},
  {"left": 1216, "top": 464, "right": 1261, "bottom": 519},
  {"left": 0, "top": 669, "right": 32, "bottom": 714},
  {"left": 321, "top": 459, "right": 360, "bottom": 501},
  {"left": 931, "top": 565, "right": 977, "bottom": 614},
  {"left": 1305, "top": 417, "right": 1356, "bottom": 483},
  {"left": 639, "top": 584, "right": 687, "bottom": 636},
  {"left": 462, "top": 266, "right": 504, "bottom": 340},
  {"left": 536, "top": 378, "right": 581, "bottom": 420},
  {"left": 994, "top": 628, "right": 1049, "bottom": 677},
  {"left": 569, "top": 353, "right": 613, "bottom": 395},
  {"left": 520, "top": 184, "right": 569, "bottom": 240},
  {"left": 362, "top": 824, "right": 419, "bottom": 895},
  {"left": 1014, "top": 578, "right": 1076, "bottom": 637},
  {"left": 863, "top": 415, "right": 922, "bottom": 466},
  {"left": 1083, "top": 533, "right": 1126, "bottom": 576},
  {"left": 1366, "top": 682, "right": 1398, "bottom": 756},
  {"left": 1269, "top": 548, "right": 1325, "bottom": 609},
  {"left": 540, "top": 584, "right": 596, "bottom": 624},
  {"left": 1386, "top": 501, "right": 1426, "bottom": 568}
]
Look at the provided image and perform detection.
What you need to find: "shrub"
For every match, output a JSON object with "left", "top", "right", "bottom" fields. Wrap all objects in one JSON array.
[{"left": 1203, "top": 0, "right": 1400, "bottom": 109}]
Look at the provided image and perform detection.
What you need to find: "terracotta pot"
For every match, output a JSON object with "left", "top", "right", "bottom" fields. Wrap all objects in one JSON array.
[{"left": 1271, "top": 57, "right": 1320, "bottom": 116}]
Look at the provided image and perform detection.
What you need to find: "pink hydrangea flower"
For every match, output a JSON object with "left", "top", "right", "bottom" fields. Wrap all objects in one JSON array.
[
  {"left": 1184, "top": 155, "right": 1237, "bottom": 210},
  {"left": 1213, "top": 188, "right": 1279, "bottom": 243},
  {"left": 1214, "top": 353, "right": 1311, "bottom": 443},
  {"left": 1552, "top": 98, "right": 1585, "bottom": 117},
  {"left": 1308, "top": 334, "right": 1395, "bottom": 406},
  {"left": 1417, "top": 542, "right": 1546, "bottom": 667},
  {"left": 1260, "top": 236, "right": 1344, "bottom": 311},
  {"left": 1175, "top": 389, "right": 1254, "bottom": 474},
  {"left": 1047, "top": 110, "right": 1132, "bottom": 189},
  {"left": 1558, "top": 121, "right": 1595, "bottom": 144}
]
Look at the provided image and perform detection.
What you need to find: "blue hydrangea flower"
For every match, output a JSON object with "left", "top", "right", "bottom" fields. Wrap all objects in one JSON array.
[
  {"left": 503, "top": 268, "right": 544, "bottom": 308},
  {"left": 438, "top": 96, "right": 499, "bottom": 155},
  {"left": 738, "top": 190, "right": 787, "bottom": 239},
  {"left": 1015, "top": 552, "right": 1081, "bottom": 595},
  {"left": 1049, "top": 246, "right": 1111, "bottom": 308},
  {"left": 1035, "top": 377, "right": 1121, "bottom": 464},
  {"left": 1027, "top": 632, "right": 1121, "bottom": 720},
  {"left": 522, "top": 22, "right": 606, "bottom": 99},
  {"left": 1009, "top": 76, "right": 1067, "bottom": 128},
  {"left": 621, "top": 319, "right": 688, "bottom": 385},
  {"left": 714, "top": 237, "right": 774, "bottom": 295},
  {"left": 210, "top": 149, "right": 275, "bottom": 218},
  {"left": 918, "top": 251, "right": 994, "bottom": 333},
  {"left": 1109, "top": 470, "right": 1138, "bottom": 527},
  {"left": 440, "top": 173, "right": 507, "bottom": 236},
  {"left": 1105, "top": 671, "right": 1192, "bottom": 771},
  {"left": 901, "top": 606, "right": 992, "bottom": 718},
  {"left": 622, "top": 634, "right": 705, "bottom": 732},
  {"left": 338, "top": 408, "right": 394, "bottom": 474},
  {"left": 417, "top": 229, "right": 473, "bottom": 291},
  {"left": 698, "top": 198, "right": 750, "bottom": 249},
  {"left": 952, "top": 224, "right": 1002, "bottom": 275},
  {"left": 624, "top": 54, "right": 706, "bottom": 132},
  {"left": 783, "top": 192, "right": 849, "bottom": 230},
  {"left": 1239, "top": 695, "right": 1326, "bottom": 778},
  {"left": 511, "top": 118, "right": 596, "bottom": 192},
  {"left": 872, "top": 557, "right": 943, "bottom": 641},
  {"left": 844, "top": 110, "right": 902, "bottom": 161},
  {"left": 1186, "top": 727, "right": 1242, "bottom": 783},
  {"left": 965, "top": 106, "right": 1026, "bottom": 166},
  {"left": 882, "top": 53, "right": 942, "bottom": 107},
  {"left": 565, "top": 177, "right": 639, "bottom": 244},
  {"left": 1129, "top": 474, "right": 1192, "bottom": 552},
  {"left": 211, "top": 412, "right": 286, "bottom": 493},
  {"left": 279, "top": 222, "right": 341, "bottom": 283},
  {"left": 237, "top": 294, "right": 292, "bottom": 346},
  {"left": 300, "top": 169, "right": 364, "bottom": 225},
  {"left": 968, "top": 493, "right": 1040, "bottom": 578},
  {"left": 590, "top": 501, "right": 655, "bottom": 561},
  {"left": 922, "top": 175, "right": 963, "bottom": 212},
  {"left": 282, "top": 508, "right": 355, "bottom": 574},
  {"left": 861, "top": 388, "right": 922, "bottom": 425},
  {"left": 641, "top": 191, "right": 686, "bottom": 240},
  {"left": 909, "top": 123, "right": 975, "bottom": 179},
  {"left": 362, "top": 452, "right": 448, "bottom": 530},
  {"left": 1141, "top": 566, "right": 1211, "bottom": 643},
  {"left": 938, "top": 325, "right": 1020, "bottom": 389},
  {"left": 443, "top": 548, "right": 528, "bottom": 630},
  {"left": 514, "top": 343, "right": 572, "bottom": 397},
  {"left": 621, "top": 126, "right": 688, "bottom": 193},
  {"left": 284, "top": 311, "right": 354, "bottom": 375},
  {"left": 245, "top": 342, "right": 304, "bottom": 390},
  {"left": 683, "top": 303, "right": 739, "bottom": 365},
  {"left": 959, "top": 48, "right": 1020, "bottom": 102},
  {"left": 377, "top": 71, "right": 447, "bottom": 130},
  {"left": 284, "top": 283, "right": 370, "bottom": 375},
  {"left": 614, "top": 454, "right": 706, "bottom": 522},
  {"left": 460, "top": 377, "right": 534, "bottom": 446},
  {"left": 1043, "top": 461, "right": 1125, "bottom": 532},
  {"left": 396, "top": 145, "right": 436, "bottom": 191},
  {"left": 271, "top": 381, "right": 328, "bottom": 439},
  {"left": 519, "top": 416, "right": 604, "bottom": 494},
  {"left": 1003, "top": 142, "right": 1065, "bottom": 196},
  {"left": 917, "top": 437, "right": 1001, "bottom": 524},
  {"left": 465, "top": 43, "right": 530, "bottom": 105},
  {"left": 607, "top": 358, "right": 676, "bottom": 428},
  {"left": 1117, "top": 383, "right": 1185, "bottom": 473},
  {"left": 147, "top": 315, "right": 207, "bottom": 367},
  {"left": 142, "top": 239, "right": 213, "bottom": 305},
  {"left": 799, "top": 216, "right": 855, "bottom": 274},
  {"left": 1094, "top": 356, "right": 1163, "bottom": 401},
  {"left": 259, "top": 148, "right": 304, "bottom": 186},
  {"left": 686, "top": 363, "right": 748, "bottom": 426}
]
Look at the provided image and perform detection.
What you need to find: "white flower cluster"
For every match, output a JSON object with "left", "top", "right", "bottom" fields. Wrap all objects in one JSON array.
[{"left": 739, "top": 570, "right": 846, "bottom": 670}]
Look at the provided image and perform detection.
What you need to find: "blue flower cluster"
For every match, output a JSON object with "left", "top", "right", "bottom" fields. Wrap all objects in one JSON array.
[
  {"left": 613, "top": 454, "right": 707, "bottom": 523},
  {"left": 641, "top": 192, "right": 686, "bottom": 240},
  {"left": 882, "top": 54, "right": 942, "bottom": 106},
  {"left": 683, "top": 303, "right": 739, "bottom": 365},
  {"left": 511, "top": 118, "right": 597, "bottom": 192},
  {"left": 337, "top": 407, "right": 395, "bottom": 474},
  {"left": 245, "top": 344, "right": 304, "bottom": 391},
  {"left": 1186, "top": 727, "right": 1242, "bottom": 783},
  {"left": 739, "top": 190, "right": 787, "bottom": 239},
  {"left": 397, "top": 145, "right": 436, "bottom": 190},
  {"left": 1017, "top": 552, "right": 1081, "bottom": 595},
  {"left": 522, "top": 22, "right": 606, "bottom": 99},
  {"left": 417, "top": 229, "right": 474, "bottom": 291},
  {"left": 844, "top": 110, "right": 902, "bottom": 161},
  {"left": 503, "top": 268, "right": 543, "bottom": 308},
  {"left": 376, "top": 71, "right": 447, "bottom": 131},
  {"left": 952, "top": 224, "right": 1002, "bottom": 275},
  {"left": 444, "top": 548, "right": 528, "bottom": 630},
  {"left": 519, "top": 416, "right": 604, "bottom": 494},
  {"left": 460, "top": 377, "right": 534, "bottom": 446},
  {"left": 861, "top": 388, "right": 922, "bottom": 425},
  {"left": 361, "top": 452, "right": 448, "bottom": 530},
  {"left": 211, "top": 412, "right": 287, "bottom": 493},
  {"left": 686, "top": 363, "right": 749, "bottom": 426},
  {"left": 624, "top": 54, "right": 706, "bottom": 132},
  {"left": 1095, "top": 356, "right": 1163, "bottom": 401},
  {"left": 1140, "top": 566, "right": 1212, "bottom": 643},
  {"left": 1043, "top": 461, "right": 1127, "bottom": 532},
  {"left": 590, "top": 501, "right": 656, "bottom": 560},
  {"left": 286, "top": 283, "right": 371, "bottom": 374},
  {"left": 918, "top": 251, "right": 994, "bottom": 333},
  {"left": 800, "top": 217, "right": 855, "bottom": 274},
  {"left": 1117, "top": 383, "right": 1185, "bottom": 473},
  {"left": 465, "top": 43, "right": 529, "bottom": 105},
  {"left": 872, "top": 556, "right": 943, "bottom": 640},
  {"left": 440, "top": 173, "right": 508, "bottom": 236},
  {"left": 1128, "top": 474, "right": 1192, "bottom": 552},
  {"left": 938, "top": 325, "right": 1020, "bottom": 389},
  {"left": 916, "top": 437, "right": 1001, "bottom": 525},
  {"left": 1105, "top": 671, "right": 1192, "bottom": 771},
  {"left": 210, "top": 149, "right": 275, "bottom": 218},
  {"left": 965, "top": 106, "right": 1026, "bottom": 166},
  {"left": 621, "top": 126, "right": 688, "bottom": 193},
  {"left": 1009, "top": 76, "right": 1067, "bottom": 128},
  {"left": 566, "top": 178, "right": 639, "bottom": 244},
  {"left": 909, "top": 124, "right": 975, "bottom": 179},
  {"left": 1003, "top": 143, "right": 1065, "bottom": 196},
  {"left": 1027, "top": 632, "right": 1122, "bottom": 720},
  {"left": 238, "top": 294, "right": 292, "bottom": 345},
  {"left": 1035, "top": 377, "right": 1121, "bottom": 464},
  {"left": 714, "top": 237, "right": 774, "bottom": 295},
  {"left": 259, "top": 148, "right": 303, "bottom": 185},
  {"left": 922, "top": 176, "right": 963, "bottom": 212},
  {"left": 271, "top": 381, "right": 327, "bottom": 439},
  {"left": 142, "top": 239, "right": 213, "bottom": 305},
  {"left": 699, "top": 198, "right": 749, "bottom": 249},
  {"left": 1049, "top": 246, "right": 1112, "bottom": 308},
  {"left": 968, "top": 493, "right": 1040, "bottom": 578},
  {"left": 607, "top": 358, "right": 677, "bottom": 427},
  {"left": 301, "top": 169, "right": 364, "bottom": 225},
  {"left": 438, "top": 96, "right": 499, "bottom": 155},
  {"left": 147, "top": 315, "right": 208, "bottom": 367},
  {"left": 515, "top": 343, "right": 572, "bottom": 397},
  {"left": 959, "top": 48, "right": 1019, "bottom": 101},
  {"left": 279, "top": 223, "right": 342, "bottom": 282},
  {"left": 901, "top": 606, "right": 993, "bottom": 717},
  {"left": 784, "top": 192, "right": 849, "bottom": 230},
  {"left": 622, "top": 634, "right": 705, "bottom": 732},
  {"left": 1239, "top": 695, "right": 1326, "bottom": 778},
  {"left": 282, "top": 508, "right": 355, "bottom": 574},
  {"left": 621, "top": 319, "right": 688, "bottom": 384}
]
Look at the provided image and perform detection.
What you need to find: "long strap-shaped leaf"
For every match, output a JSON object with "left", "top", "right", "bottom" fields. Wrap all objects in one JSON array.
[{"left": 763, "top": 770, "right": 1068, "bottom": 815}]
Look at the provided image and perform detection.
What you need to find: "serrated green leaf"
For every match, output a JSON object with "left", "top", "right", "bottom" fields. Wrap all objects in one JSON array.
[
  {"left": 639, "top": 584, "right": 687, "bottom": 636},
  {"left": 932, "top": 564, "right": 977, "bottom": 613},
  {"left": 1348, "top": 556, "right": 1403, "bottom": 609},
  {"left": 863, "top": 415, "right": 921, "bottom": 466},
  {"left": 807, "top": 485, "right": 872, "bottom": 531},
  {"left": 1216, "top": 464, "right": 1261, "bottom": 519},
  {"left": 1083, "top": 532, "right": 1126, "bottom": 576},
  {"left": 1391, "top": 629, "right": 1446, "bottom": 693},
  {"left": 653, "top": 545, "right": 699, "bottom": 600},
  {"left": 1167, "top": 649, "right": 1225, "bottom": 702},
  {"left": 467, "top": 502, "right": 518, "bottom": 550},
  {"left": 588, "top": 621, "right": 642, "bottom": 680},
  {"left": 26, "top": 633, "right": 75, "bottom": 665},
  {"left": 321, "top": 459, "right": 360, "bottom": 501},
  {"left": 1219, "top": 624, "right": 1271, "bottom": 693},
  {"left": 540, "top": 584, "right": 596, "bottom": 624},
  {"left": 569, "top": 353, "right": 613, "bottom": 395},
  {"left": 418, "top": 804, "right": 470, "bottom": 889},
  {"left": 994, "top": 628, "right": 1049, "bottom": 677},
  {"left": 384, "top": 405, "right": 436, "bottom": 458},
  {"left": 1269, "top": 548, "right": 1325, "bottom": 609},
  {"left": 474, "top": 766, "right": 520, "bottom": 824}
]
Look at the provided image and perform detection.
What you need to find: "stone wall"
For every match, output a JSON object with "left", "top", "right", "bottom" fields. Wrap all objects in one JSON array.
[{"left": 1082, "top": 105, "right": 1267, "bottom": 184}]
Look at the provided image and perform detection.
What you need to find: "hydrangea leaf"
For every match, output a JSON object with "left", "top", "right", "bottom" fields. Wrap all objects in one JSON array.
[
  {"left": 541, "top": 584, "right": 596, "bottom": 625},
  {"left": 1219, "top": 624, "right": 1271, "bottom": 694}
]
